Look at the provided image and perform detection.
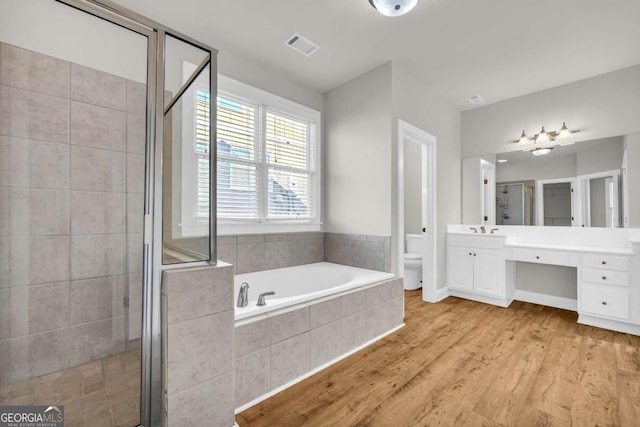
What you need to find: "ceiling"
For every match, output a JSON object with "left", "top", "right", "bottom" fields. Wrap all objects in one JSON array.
[{"left": 115, "top": 0, "right": 640, "bottom": 111}]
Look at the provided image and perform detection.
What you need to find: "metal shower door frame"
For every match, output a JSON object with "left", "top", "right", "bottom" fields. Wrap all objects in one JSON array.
[{"left": 54, "top": 1, "right": 218, "bottom": 425}]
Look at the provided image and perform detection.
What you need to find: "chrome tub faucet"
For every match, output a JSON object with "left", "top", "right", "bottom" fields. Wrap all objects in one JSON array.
[
  {"left": 237, "top": 282, "right": 249, "bottom": 308},
  {"left": 257, "top": 291, "right": 275, "bottom": 306}
]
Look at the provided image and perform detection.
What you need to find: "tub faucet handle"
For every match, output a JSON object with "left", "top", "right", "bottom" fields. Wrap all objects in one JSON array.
[
  {"left": 237, "top": 282, "right": 249, "bottom": 308},
  {"left": 257, "top": 291, "right": 275, "bottom": 307}
]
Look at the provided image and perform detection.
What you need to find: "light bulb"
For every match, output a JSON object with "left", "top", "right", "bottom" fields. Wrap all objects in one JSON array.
[
  {"left": 532, "top": 147, "right": 553, "bottom": 156},
  {"left": 535, "top": 126, "right": 550, "bottom": 144},
  {"left": 518, "top": 130, "right": 531, "bottom": 145},
  {"left": 557, "top": 122, "right": 572, "bottom": 140},
  {"left": 369, "top": 0, "right": 420, "bottom": 17}
]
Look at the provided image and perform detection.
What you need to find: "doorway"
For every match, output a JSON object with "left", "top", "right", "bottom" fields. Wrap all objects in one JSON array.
[{"left": 396, "top": 120, "right": 438, "bottom": 302}]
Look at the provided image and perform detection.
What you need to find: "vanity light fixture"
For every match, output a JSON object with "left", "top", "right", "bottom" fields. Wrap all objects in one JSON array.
[
  {"left": 369, "top": 0, "right": 420, "bottom": 17},
  {"left": 513, "top": 122, "right": 580, "bottom": 155},
  {"left": 532, "top": 147, "right": 553, "bottom": 156},
  {"left": 497, "top": 159, "right": 508, "bottom": 163}
]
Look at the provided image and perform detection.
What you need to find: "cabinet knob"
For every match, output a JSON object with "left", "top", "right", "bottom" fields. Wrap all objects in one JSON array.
[
  {"left": 602, "top": 301, "right": 608, "bottom": 306},
  {"left": 473, "top": 253, "right": 477, "bottom": 256},
  {"left": 469, "top": 252, "right": 472, "bottom": 256},
  {"left": 536, "top": 256, "right": 540, "bottom": 260},
  {"left": 602, "top": 276, "right": 607, "bottom": 280},
  {"left": 602, "top": 261, "right": 607, "bottom": 265}
]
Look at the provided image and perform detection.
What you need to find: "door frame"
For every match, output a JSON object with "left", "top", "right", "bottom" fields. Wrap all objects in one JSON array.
[{"left": 397, "top": 119, "right": 438, "bottom": 302}]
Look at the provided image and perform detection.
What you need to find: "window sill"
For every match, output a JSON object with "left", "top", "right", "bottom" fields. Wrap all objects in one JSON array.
[{"left": 217, "top": 221, "right": 322, "bottom": 236}]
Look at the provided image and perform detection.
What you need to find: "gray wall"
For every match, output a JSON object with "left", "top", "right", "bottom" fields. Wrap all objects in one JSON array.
[
  {"left": 403, "top": 139, "right": 422, "bottom": 235},
  {"left": 576, "top": 137, "right": 624, "bottom": 175},
  {"left": 461, "top": 65, "right": 640, "bottom": 158},
  {"left": 324, "top": 63, "right": 393, "bottom": 236},
  {"left": 624, "top": 134, "right": 640, "bottom": 227},
  {"left": 392, "top": 62, "right": 462, "bottom": 288},
  {"left": 496, "top": 154, "right": 577, "bottom": 183},
  {"left": 515, "top": 263, "right": 577, "bottom": 299}
]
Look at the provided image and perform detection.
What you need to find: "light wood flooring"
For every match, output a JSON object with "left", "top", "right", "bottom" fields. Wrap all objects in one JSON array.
[
  {"left": 0, "top": 349, "right": 141, "bottom": 427},
  {"left": 237, "top": 290, "right": 640, "bottom": 426}
]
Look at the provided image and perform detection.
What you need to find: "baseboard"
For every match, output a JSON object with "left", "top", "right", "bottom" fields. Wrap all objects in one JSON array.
[
  {"left": 435, "top": 286, "right": 449, "bottom": 302},
  {"left": 448, "top": 288, "right": 511, "bottom": 308},
  {"left": 235, "top": 323, "right": 405, "bottom": 414},
  {"left": 578, "top": 314, "right": 640, "bottom": 336},
  {"left": 514, "top": 289, "right": 577, "bottom": 311}
]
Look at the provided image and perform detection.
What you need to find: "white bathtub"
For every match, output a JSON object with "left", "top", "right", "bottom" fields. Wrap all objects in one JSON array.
[{"left": 234, "top": 262, "right": 395, "bottom": 320}]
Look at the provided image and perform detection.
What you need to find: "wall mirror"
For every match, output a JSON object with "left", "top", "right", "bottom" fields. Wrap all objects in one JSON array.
[{"left": 463, "top": 133, "right": 640, "bottom": 228}]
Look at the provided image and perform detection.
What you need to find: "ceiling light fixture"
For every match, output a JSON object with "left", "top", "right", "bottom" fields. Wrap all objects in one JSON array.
[
  {"left": 497, "top": 159, "right": 508, "bottom": 163},
  {"left": 513, "top": 122, "right": 580, "bottom": 155},
  {"left": 369, "top": 0, "right": 420, "bottom": 17}
]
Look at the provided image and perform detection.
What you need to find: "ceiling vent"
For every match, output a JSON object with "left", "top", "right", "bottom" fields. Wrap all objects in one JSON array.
[
  {"left": 284, "top": 33, "right": 319, "bottom": 57},
  {"left": 467, "top": 95, "right": 485, "bottom": 106}
]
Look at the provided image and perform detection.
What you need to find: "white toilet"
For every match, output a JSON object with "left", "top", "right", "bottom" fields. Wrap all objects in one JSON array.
[{"left": 404, "top": 234, "right": 423, "bottom": 290}]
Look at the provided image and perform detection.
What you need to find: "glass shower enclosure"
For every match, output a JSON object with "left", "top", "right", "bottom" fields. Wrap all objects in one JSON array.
[{"left": 0, "top": 1, "right": 217, "bottom": 426}]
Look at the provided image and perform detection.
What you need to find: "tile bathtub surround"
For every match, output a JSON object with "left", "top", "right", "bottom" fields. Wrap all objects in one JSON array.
[
  {"left": 325, "top": 233, "right": 392, "bottom": 273},
  {"left": 162, "top": 263, "right": 235, "bottom": 427},
  {"left": 218, "top": 232, "right": 325, "bottom": 274},
  {"left": 0, "top": 42, "right": 147, "bottom": 385},
  {"left": 234, "top": 277, "right": 404, "bottom": 408}
]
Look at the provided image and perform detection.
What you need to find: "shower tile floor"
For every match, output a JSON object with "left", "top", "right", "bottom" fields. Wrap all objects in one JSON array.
[{"left": 0, "top": 349, "right": 141, "bottom": 427}]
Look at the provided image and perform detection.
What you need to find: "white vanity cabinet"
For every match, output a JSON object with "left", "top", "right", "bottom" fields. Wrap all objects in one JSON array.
[
  {"left": 447, "top": 234, "right": 512, "bottom": 307},
  {"left": 579, "top": 253, "right": 632, "bottom": 322}
]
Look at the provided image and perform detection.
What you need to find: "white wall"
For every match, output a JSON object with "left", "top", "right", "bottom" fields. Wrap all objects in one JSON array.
[
  {"left": 576, "top": 137, "right": 624, "bottom": 176},
  {"left": 324, "top": 63, "right": 393, "bottom": 236},
  {"left": 461, "top": 65, "right": 640, "bottom": 158},
  {"left": 496, "top": 154, "right": 577, "bottom": 182},
  {"left": 624, "top": 134, "right": 640, "bottom": 227},
  {"left": 0, "top": 0, "right": 148, "bottom": 82},
  {"left": 392, "top": 63, "right": 461, "bottom": 287},
  {"left": 403, "top": 139, "right": 422, "bottom": 235}
]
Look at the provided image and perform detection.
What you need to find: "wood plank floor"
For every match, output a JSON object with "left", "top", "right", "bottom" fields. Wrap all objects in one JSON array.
[{"left": 237, "top": 290, "right": 640, "bottom": 426}]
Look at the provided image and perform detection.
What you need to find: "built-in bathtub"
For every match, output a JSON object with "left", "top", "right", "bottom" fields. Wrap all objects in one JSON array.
[{"left": 233, "top": 262, "right": 404, "bottom": 410}]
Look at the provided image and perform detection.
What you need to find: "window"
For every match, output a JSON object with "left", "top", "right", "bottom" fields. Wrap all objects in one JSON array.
[{"left": 193, "top": 75, "right": 321, "bottom": 234}]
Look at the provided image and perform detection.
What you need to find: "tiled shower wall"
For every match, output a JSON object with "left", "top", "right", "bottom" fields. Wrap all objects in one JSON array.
[
  {"left": 218, "top": 232, "right": 391, "bottom": 274},
  {"left": 0, "top": 43, "right": 145, "bottom": 385}
]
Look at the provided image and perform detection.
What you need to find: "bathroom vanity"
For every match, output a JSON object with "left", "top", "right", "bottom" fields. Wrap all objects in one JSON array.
[{"left": 446, "top": 225, "right": 640, "bottom": 335}]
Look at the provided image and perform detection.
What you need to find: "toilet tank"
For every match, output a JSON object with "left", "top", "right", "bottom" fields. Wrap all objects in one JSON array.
[{"left": 406, "top": 234, "right": 422, "bottom": 254}]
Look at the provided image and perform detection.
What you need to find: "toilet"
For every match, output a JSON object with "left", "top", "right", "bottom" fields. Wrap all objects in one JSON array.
[{"left": 404, "top": 234, "right": 423, "bottom": 290}]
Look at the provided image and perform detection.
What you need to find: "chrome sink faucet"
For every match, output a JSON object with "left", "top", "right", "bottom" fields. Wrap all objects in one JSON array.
[
  {"left": 257, "top": 291, "right": 275, "bottom": 306},
  {"left": 480, "top": 226, "right": 486, "bottom": 234},
  {"left": 236, "top": 282, "right": 249, "bottom": 308},
  {"left": 490, "top": 228, "right": 499, "bottom": 234}
]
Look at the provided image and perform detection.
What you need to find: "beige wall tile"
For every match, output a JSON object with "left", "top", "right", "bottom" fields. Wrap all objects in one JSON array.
[
  {"left": 235, "top": 318, "right": 269, "bottom": 358},
  {"left": 340, "top": 310, "right": 367, "bottom": 353},
  {"left": 128, "top": 273, "right": 143, "bottom": 314},
  {"left": 127, "top": 233, "right": 143, "bottom": 274},
  {"left": 270, "top": 332, "right": 309, "bottom": 389},
  {"left": 235, "top": 347, "right": 269, "bottom": 407},
  {"left": 287, "top": 238, "right": 324, "bottom": 266},
  {"left": 70, "top": 64, "right": 125, "bottom": 111},
  {"left": 70, "top": 146, "right": 125, "bottom": 192},
  {"left": 163, "top": 265, "right": 233, "bottom": 324},
  {"left": 236, "top": 242, "right": 265, "bottom": 274},
  {"left": 126, "top": 194, "right": 144, "bottom": 234},
  {"left": 70, "top": 234, "right": 127, "bottom": 280},
  {"left": 126, "top": 113, "right": 145, "bottom": 154},
  {"left": 7, "top": 237, "right": 70, "bottom": 286},
  {"left": 166, "top": 372, "right": 234, "bottom": 427},
  {"left": 366, "top": 279, "right": 403, "bottom": 308},
  {"left": 270, "top": 307, "right": 309, "bottom": 344},
  {"left": 0, "top": 44, "right": 69, "bottom": 98},
  {"left": 0, "top": 86, "right": 69, "bottom": 143},
  {"left": 126, "top": 80, "right": 146, "bottom": 115},
  {"left": 10, "top": 188, "right": 69, "bottom": 237},
  {"left": 69, "top": 275, "right": 127, "bottom": 324},
  {"left": 71, "top": 191, "right": 125, "bottom": 235},
  {"left": 264, "top": 241, "right": 288, "bottom": 270},
  {"left": 216, "top": 243, "right": 236, "bottom": 265},
  {"left": 310, "top": 320, "right": 342, "bottom": 368},
  {"left": 0, "top": 136, "right": 69, "bottom": 189},
  {"left": 366, "top": 296, "right": 404, "bottom": 339},
  {"left": 70, "top": 101, "right": 126, "bottom": 151},
  {"left": 128, "top": 311, "right": 141, "bottom": 341},
  {"left": 310, "top": 299, "right": 341, "bottom": 330},
  {"left": 340, "top": 289, "right": 366, "bottom": 318},
  {"left": 166, "top": 311, "right": 233, "bottom": 395},
  {"left": 126, "top": 153, "right": 145, "bottom": 194},
  {"left": 69, "top": 316, "right": 126, "bottom": 366}
]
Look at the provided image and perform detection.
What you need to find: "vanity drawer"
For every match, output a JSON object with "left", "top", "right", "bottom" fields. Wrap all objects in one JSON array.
[
  {"left": 582, "top": 268, "right": 629, "bottom": 287},
  {"left": 447, "top": 234, "right": 503, "bottom": 250},
  {"left": 510, "top": 247, "right": 578, "bottom": 267},
  {"left": 581, "top": 253, "right": 629, "bottom": 272},
  {"left": 581, "top": 285, "right": 629, "bottom": 320}
]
